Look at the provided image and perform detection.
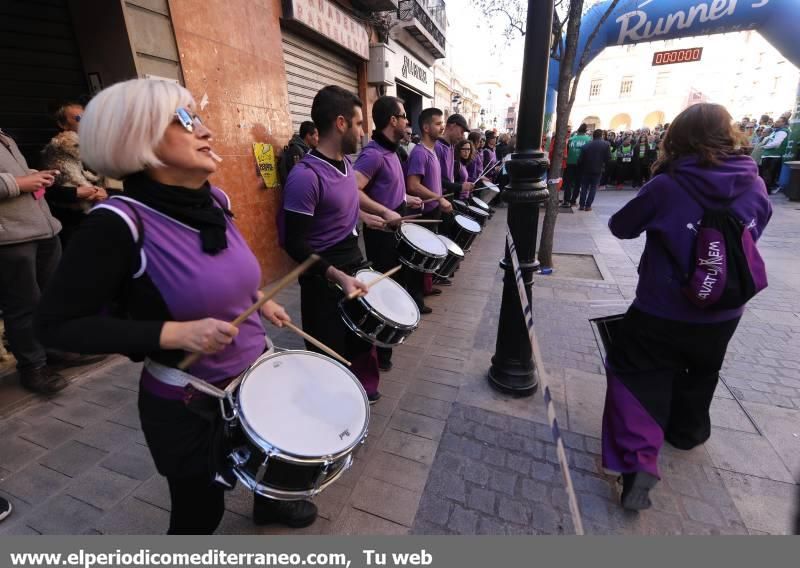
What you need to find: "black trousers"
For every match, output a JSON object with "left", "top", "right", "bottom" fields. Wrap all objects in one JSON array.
[
  {"left": 760, "top": 157, "right": 783, "bottom": 189},
  {"left": 300, "top": 271, "right": 379, "bottom": 395},
  {"left": 562, "top": 164, "right": 581, "bottom": 203},
  {"left": 0, "top": 236, "right": 62, "bottom": 371},
  {"left": 363, "top": 225, "right": 403, "bottom": 365},
  {"left": 632, "top": 158, "right": 650, "bottom": 187},
  {"left": 607, "top": 307, "right": 740, "bottom": 448}
]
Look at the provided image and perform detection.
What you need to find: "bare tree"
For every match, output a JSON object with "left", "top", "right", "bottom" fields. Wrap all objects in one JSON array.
[{"left": 477, "top": 0, "right": 620, "bottom": 268}]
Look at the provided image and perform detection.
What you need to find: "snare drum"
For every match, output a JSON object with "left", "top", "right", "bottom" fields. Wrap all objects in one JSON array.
[
  {"left": 466, "top": 205, "right": 489, "bottom": 227},
  {"left": 396, "top": 223, "right": 447, "bottom": 273},
  {"left": 469, "top": 196, "right": 490, "bottom": 213},
  {"left": 451, "top": 199, "right": 470, "bottom": 215},
  {"left": 339, "top": 269, "right": 420, "bottom": 348},
  {"left": 448, "top": 214, "right": 481, "bottom": 252},
  {"left": 435, "top": 235, "right": 465, "bottom": 279},
  {"left": 229, "top": 350, "right": 369, "bottom": 500}
]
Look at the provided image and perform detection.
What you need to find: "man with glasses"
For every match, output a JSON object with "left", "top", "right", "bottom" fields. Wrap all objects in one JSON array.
[
  {"left": 398, "top": 125, "right": 416, "bottom": 163},
  {"left": 354, "top": 96, "right": 423, "bottom": 371}
]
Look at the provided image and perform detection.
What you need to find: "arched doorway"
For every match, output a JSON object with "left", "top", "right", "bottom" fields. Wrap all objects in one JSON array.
[
  {"left": 581, "top": 115, "right": 601, "bottom": 129},
  {"left": 643, "top": 111, "right": 665, "bottom": 129},
  {"left": 609, "top": 113, "right": 631, "bottom": 130}
]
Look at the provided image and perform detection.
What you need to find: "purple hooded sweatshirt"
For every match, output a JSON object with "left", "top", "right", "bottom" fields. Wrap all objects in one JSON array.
[{"left": 609, "top": 155, "right": 772, "bottom": 324}]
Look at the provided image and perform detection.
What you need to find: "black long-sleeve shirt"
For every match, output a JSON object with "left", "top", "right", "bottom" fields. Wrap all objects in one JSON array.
[{"left": 35, "top": 209, "right": 173, "bottom": 361}]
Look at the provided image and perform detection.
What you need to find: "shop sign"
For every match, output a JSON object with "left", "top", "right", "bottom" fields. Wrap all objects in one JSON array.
[{"left": 283, "top": 0, "right": 369, "bottom": 59}]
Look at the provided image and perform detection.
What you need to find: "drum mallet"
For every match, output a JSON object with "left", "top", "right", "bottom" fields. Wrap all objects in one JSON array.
[
  {"left": 178, "top": 254, "right": 320, "bottom": 370},
  {"left": 345, "top": 265, "right": 403, "bottom": 301}
]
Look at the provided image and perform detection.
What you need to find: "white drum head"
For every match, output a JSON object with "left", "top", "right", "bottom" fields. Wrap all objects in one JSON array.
[
  {"left": 438, "top": 235, "right": 464, "bottom": 258},
  {"left": 239, "top": 351, "right": 368, "bottom": 457},
  {"left": 455, "top": 215, "right": 481, "bottom": 233},
  {"left": 468, "top": 206, "right": 489, "bottom": 218},
  {"left": 471, "top": 197, "right": 489, "bottom": 209},
  {"left": 355, "top": 270, "right": 419, "bottom": 326},
  {"left": 400, "top": 223, "right": 447, "bottom": 256}
]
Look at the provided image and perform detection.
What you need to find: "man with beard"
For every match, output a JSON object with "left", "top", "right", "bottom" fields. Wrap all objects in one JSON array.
[
  {"left": 281, "top": 86, "right": 380, "bottom": 402},
  {"left": 405, "top": 108, "right": 452, "bottom": 312},
  {"left": 354, "top": 96, "right": 423, "bottom": 371}
]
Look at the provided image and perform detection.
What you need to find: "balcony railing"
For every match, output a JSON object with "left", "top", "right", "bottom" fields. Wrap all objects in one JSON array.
[{"left": 397, "top": 0, "right": 446, "bottom": 59}]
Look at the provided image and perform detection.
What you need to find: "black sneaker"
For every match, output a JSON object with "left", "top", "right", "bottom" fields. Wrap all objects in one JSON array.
[
  {"left": 368, "top": 392, "right": 382, "bottom": 405},
  {"left": 19, "top": 366, "right": 68, "bottom": 395},
  {"left": 378, "top": 361, "right": 393, "bottom": 372},
  {"left": 433, "top": 278, "right": 452, "bottom": 287},
  {"left": 253, "top": 498, "right": 318, "bottom": 528},
  {"left": 424, "top": 288, "right": 442, "bottom": 297},
  {"left": 0, "top": 497, "right": 11, "bottom": 523},
  {"left": 420, "top": 305, "right": 433, "bottom": 315},
  {"left": 620, "top": 472, "right": 658, "bottom": 511}
]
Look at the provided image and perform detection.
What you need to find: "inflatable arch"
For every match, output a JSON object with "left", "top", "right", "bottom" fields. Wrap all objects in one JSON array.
[{"left": 546, "top": 0, "right": 800, "bottom": 121}]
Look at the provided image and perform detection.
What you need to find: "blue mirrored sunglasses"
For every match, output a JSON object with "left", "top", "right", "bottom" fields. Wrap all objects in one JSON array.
[{"left": 174, "top": 107, "right": 203, "bottom": 133}]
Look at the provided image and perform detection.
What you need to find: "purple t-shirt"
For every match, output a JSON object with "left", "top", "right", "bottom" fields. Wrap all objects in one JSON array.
[
  {"left": 435, "top": 139, "right": 455, "bottom": 184},
  {"left": 283, "top": 153, "right": 359, "bottom": 251},
  {"left": 406, "top": 143, "right": 442, "bottom": 213},
  {"left": 354, "top": 140, "right": 406, "bottom": 210},
  {"left": 467, "top": 151, "right": 484, "bottom": 182}
]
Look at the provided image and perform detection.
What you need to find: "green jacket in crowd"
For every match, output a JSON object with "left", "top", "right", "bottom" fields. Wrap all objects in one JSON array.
[{"left": 566, "top": 133, "right": 592, "bottom": 166}]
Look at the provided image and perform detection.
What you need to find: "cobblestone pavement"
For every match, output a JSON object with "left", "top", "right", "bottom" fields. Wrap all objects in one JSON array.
[{"left": 0, "top": 189, "right": 797, "bottom": 534}]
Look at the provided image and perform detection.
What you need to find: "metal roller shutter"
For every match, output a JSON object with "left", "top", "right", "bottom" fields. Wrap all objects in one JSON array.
[
  {"left": 0, "top": 0, "right": 88, "bottom": 166},
  {"left": 281, "top": 30, "right": 358, "bottom": 134}
]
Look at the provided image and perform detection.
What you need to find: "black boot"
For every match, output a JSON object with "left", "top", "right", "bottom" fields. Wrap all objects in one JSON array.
[
  {"left": 253, "top": 497, "right": 318, "bottom": 528},
  {"left": 620, "top": 472, "right": 658, "bottom": 511},
  {"left": 19, "top": 366, "right": 68, "bottom": 395}
]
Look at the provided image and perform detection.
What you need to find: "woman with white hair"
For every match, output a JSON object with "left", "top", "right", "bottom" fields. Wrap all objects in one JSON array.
[{"left": 35, "top": 79, "right": 317, "bottom": 533}]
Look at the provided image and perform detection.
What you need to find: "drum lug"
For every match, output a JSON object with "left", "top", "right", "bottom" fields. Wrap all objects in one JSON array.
[
  {"left": 230, "top": 447, "right": 250, "bottom": 467},
  {"left": 255, "top": 451, "right": 275, "bottom": 488},
  {"left": 312, "top": 460, "right": 332, "bottom": 495}
]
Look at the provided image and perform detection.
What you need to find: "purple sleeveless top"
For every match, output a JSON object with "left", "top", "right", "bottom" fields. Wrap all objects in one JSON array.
[{"left": 97, "top": 187, "right": 267, "bottom": 399}]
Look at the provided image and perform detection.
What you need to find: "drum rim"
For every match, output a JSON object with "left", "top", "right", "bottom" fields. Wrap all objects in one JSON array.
[
  {"left": 467, "top": 205, "right": 489, "bottom": 218},
  {"left": 236, "top": 350, "right": 370, "bottom": 462},
  {"left": 469, "top": 196, "right": 489, "bottom": 210},
  {"left": 351, "top": 269, "right": 421, "bottom": 330},
  {"left": 453, "top": 214, "right": 482, "bottom": 232},
  {"left": 397, "top": 224, "right": 448, "bottom": 258},
  {"left": 437, "top": 235, "right": 465, "bottom": 258}
]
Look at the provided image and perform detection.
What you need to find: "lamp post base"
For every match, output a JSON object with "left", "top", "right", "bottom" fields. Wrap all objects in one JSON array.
[{"left": 488, "top": 356, "right": 538, "bottom": 397}]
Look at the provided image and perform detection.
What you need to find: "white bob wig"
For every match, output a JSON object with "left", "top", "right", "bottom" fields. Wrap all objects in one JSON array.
[{"left": 80, "top": 79, "right": 195, "bottom": 179}]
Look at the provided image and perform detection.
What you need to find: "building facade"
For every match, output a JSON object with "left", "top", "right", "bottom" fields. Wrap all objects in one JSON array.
[
  {"left": 432, "top": 62, "right": 482, "bottom": 130},
  {"left": 1, "top": 0, "right": 451, "bottom": 281},
  {"left": 569, "top": 31, "right": 800, "bottom": 131}
]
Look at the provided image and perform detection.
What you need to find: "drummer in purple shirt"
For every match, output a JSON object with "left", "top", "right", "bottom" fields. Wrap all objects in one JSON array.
[
  {"left": 405, "top": 108, "right": 451, "bottom": 307},
  {"left": 281, "top": 86, "right": 381, "bottom": 402},
  {"left": 354, "top": 96, "right": 423, "bottom": 370},
  {"left": 434, "top": 114, "right": 474, "bottom": 286}
]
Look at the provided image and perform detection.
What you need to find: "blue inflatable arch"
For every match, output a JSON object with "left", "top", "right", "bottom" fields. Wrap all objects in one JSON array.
[{"left": 546, "top": 0, "right": 800, "bottom": 120}]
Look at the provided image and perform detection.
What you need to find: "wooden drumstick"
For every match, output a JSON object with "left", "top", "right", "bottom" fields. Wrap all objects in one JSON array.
[
  {"left": 401, "top": 219, "right": 442, "bottom": 225},
  {"left": 177, "top": 254, "right": 320, "bottom": 370},
  {"left": 283, "top": 321, "right": 351, "bottom": 367},
  {"left": 346, "top": 265, "right": 403, "bottom": 300},
  {"left": 384, "top": 213, "right": 422, "bottom": 227},
  {"left": 422, "top": 193, "right": 453, "bottom": 204}
]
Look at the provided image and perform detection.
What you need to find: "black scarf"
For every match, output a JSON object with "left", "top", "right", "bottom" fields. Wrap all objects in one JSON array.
[
  {"left": 372, "top": 130, "right": 399, "bottom": 152},
  {"left": 123, "top": 173, "right": 230, "bottom": 254}
]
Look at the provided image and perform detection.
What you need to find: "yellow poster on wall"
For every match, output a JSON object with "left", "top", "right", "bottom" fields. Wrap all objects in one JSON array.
[{"left": 253, "top": 143, "right": 278, "bottom": 188}]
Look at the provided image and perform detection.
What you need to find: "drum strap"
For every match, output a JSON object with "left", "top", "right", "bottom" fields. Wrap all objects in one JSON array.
[{"left": 144, "top": 358, "right": 228, "bottom": 399}]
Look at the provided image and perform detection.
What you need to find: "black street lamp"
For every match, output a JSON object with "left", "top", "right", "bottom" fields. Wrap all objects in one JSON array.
[{"left": 487, "top": 0, "right": 554, "bottom": 396}]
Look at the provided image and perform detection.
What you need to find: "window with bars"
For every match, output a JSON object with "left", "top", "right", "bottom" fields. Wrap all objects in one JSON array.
[
  {"left": 589, "top": 79, "right": 602, "bottom": 98},
  {"left": 620, "top": 77, "right": 633, "bottom": 97},
  {"left": 654, "top": 72, "right": 670, "bottom": 95}
]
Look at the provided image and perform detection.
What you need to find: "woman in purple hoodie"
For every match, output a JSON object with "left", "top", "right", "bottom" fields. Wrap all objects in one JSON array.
[{"left": 603, "top": 103, "right": 772, "bottom": 511}]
